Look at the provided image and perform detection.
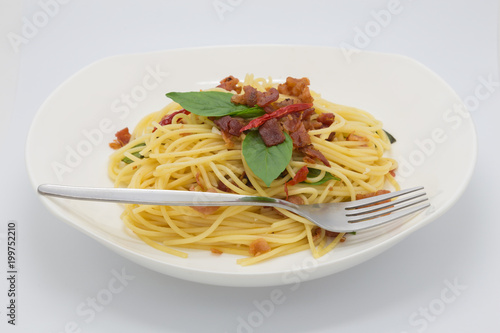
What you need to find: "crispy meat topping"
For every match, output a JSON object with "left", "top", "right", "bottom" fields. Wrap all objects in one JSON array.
[
  {"left": 355, "top": 189, "right": 390, "bottom": 200},
  {"left": 277, "top": 77, "right": 314, "bottom": 103},
  {"left": 257, "top": 88, "right": 279, "bottom": 107},
  {"left": 287, "top": 195, "right": 305, "bottom": 205},
  {"left": 217, "top": 75, "right": 241, "bottom": 93},
  {"left": 347, "top": 133, "right": 369, "bottom": 143},
  {"left": 258, "top": 118, "right": 285, "bottom": 147},
  {"left": 214, "top": 116, "right": 245, "bottom": 136},
  {"left": 190, "top": 188, "right": 220, "bottom": 215},
  {"left": 210, "top": 248, "right": 223, "bottom": 255},
  {"left": 317, "top": 113, "right": 335, "bottom": 127},
  {"left": 249, "top": 238, "right": 271, "bottom": 256},
  {"left": 231, "top": 86, "right": 280, "bottom": 108},
  {"left": 300, "top": 145, "right": 330, "bottom": 167},
  {"left": 231, "top": 85, "right": 258, "bottom": 106},
  {"left": 289, "top": 122, "right": 311, "bottom": 148},
  {"left": 109, "top": 127, "right": 131, "bottom": 149}
]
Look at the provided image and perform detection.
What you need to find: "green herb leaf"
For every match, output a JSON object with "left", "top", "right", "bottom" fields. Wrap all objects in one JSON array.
[
  {"left": 242, "top": 131, "right": 293, "bottom": 187},
  {"left": 122, "top": 143, "right": 146, "bottom": 164},
  {"left": 383, "top": 129, "right": 396, "bottom": 144},
  {"left": 166, "top": 91, "right": 265, "bottom": 118},
  {"left": 303, "top": 168, "right": 340, "bottom": 185},
  {"left": 229, "top": 106, "right": 266, "bottom": 118}
]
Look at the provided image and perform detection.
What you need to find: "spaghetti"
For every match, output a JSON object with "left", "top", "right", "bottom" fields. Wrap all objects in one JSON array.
[{"left": 108, "top": 74, "right": 399, "bottom": 265}]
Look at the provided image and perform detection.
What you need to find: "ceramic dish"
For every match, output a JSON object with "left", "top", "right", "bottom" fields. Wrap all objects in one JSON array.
[{"left": 26, "top": 45, "right": 476, "bottom": 287}]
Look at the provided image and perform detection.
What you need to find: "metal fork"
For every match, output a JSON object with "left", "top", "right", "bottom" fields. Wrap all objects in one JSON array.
[{"left": 38, "top": 184, "right": 429, "bottom": 233}]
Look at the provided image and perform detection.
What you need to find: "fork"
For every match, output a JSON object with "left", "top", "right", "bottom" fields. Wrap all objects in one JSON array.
[{"left": 37, "top": 184, "right": 429, "bottom": 233}]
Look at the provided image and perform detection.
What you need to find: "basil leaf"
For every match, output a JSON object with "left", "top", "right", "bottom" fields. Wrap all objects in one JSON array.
[
  {"left": 383, "top": 129, "right": 396, "bottom": 144},
  {"left": 303, "top": 168, "right": 340, "bottom": 185},
  {"left": 242, "top": 131, "right": 293, "bottom": 187},
  {"left": 166, "top": 91, "right": 265, "bottom": 118},
  {"left": 230, "top": 106, "right": 266, "bottom": 118},
  {"left": 122, "top": 143, "right": 146, "bottom": 164}
]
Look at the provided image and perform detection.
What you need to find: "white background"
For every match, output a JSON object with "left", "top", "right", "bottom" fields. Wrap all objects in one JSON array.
[{"left": 1, "top": 0, "right": 499, "bottom": 332}]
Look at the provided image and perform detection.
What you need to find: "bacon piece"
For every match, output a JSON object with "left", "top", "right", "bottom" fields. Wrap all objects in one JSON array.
[
  {"left": 263, "top": 98, "right": 295, "bottom": 114},
  {"left": 249, "top": 238, "right": 271, "bottom": 256},
  {"left": 287, "top": 195, "right": 305, "bottom": 205},
  {"left": 282, "top": 113, "right": 301, "bottom": 132},
  {"left": 210, "top": 248, "right": 223, "bottom": 255},
  {"left": 256, "top": 88, "right": 279, "bottom": 107},
  {"left": 389, "top": 169, "right": 396, "bottom": 177},
  {"left": 195, "top": 172, "right": 206, "bottom": 191},
  {"left": 274, "top": 98, "right": 296, "bottom": 109},
  {"left": 217, "top": 75, "right": 241, "bottom": 93},
  {"left": 356, "top": 189, "right": 390, "bottom": 200},
  {"left": 231, "top": 85, "right": 258, "bottom": 106},
  {"left": 214, "top": 116, "right": 245, "bottom": 136},
  {"left": 313, "top": 227, "right": 345, "bottom": 241},
  {"left": 231, "top": 85, "right": 280, "bottom": 108},
  {"left": 284, "top": 166, "right": 309, "bottom": 199},
  {"left": 217, "top": 180, "right": 230, "bottom": 193},
  {"left": 262, "top": 105, "right": 276, "bottom": 114},
  {"left": 324, "top": 231, "right": 346, "bottom": 242},
  {"left": 190, "top": 188, "right": 219, "bottom": 215},
  {"left": 258, "top": 118, "right": 285, "bottom": 147},
  {"left": 277, "top": 77, "right": 314, "bottom": 103},
  {"left": 240, "top": 103, "right": 313, "bottom": 132},
  {"left": 220, "top": 130, "right": 235, "bottom": 148},
  {"left": 317, "top": 113, "right": 335, "bottom": 127},
  {"left": 355, "top": 190, "right": 392, "bottom": 211},
  {"left": 281, "top": 106, "right": 314, "bottom": 130},
  {"left": 109, "top": 127, "right": 131, "bottom": 149},
  {"left": 191, "top": 206, "right": 219, "bottom": 215},
  {"left": 347, "top": 132, "right": 369, "bottom": 146},
  {"left": 289, "top": 122, "right": 311, "bottom": 148},
  {"left": 300, "top": 145, "right": 330, "bottom": 167}
]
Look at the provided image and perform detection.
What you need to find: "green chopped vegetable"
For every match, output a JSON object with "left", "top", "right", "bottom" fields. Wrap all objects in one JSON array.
[
  {"left": 303, "top": 168, "right": 340, "bottom": 185},
  {"left": 122, "top": 143, "right": 146, "bottom": 164},
  {"left": 383, "top": 129, "right": 396, "bottom": 144}
]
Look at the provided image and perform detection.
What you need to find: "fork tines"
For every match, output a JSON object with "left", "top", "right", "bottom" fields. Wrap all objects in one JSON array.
[{"left": 346, "top": 186, "right": 430, "bottom": 225}]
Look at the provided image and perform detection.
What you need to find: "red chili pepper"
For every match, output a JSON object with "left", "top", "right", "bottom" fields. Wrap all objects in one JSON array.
[
  {"left": 284, "top": 166, "right": 309, "bottom": 200},
  {"left": 239, "top": 103, "right": 313, "bottom": 133},
  {"left": 153, "top": 109, "right": 190, "bottom": 132}
]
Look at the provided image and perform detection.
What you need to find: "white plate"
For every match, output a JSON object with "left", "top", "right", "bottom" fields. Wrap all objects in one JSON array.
[{"left": 26, "top": 45, "right": 476, "bottom": 287}]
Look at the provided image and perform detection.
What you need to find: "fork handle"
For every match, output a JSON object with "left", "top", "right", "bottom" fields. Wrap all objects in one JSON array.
[{"left": 37, "top": 184, "right": 299, "bottom": 211}]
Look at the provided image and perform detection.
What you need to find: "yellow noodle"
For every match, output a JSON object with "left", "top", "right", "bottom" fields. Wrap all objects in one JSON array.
[{"left": 108, "top": 75, "right": 398, "bottom": 265}]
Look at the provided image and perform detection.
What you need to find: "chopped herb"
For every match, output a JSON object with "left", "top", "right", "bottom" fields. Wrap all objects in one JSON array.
[
  {"left": 303, "top": 168, "right": 340, "bottom": 185},
  {"left": 383, "top": 129, "right": 396, "bottom": 144},
  {"left": 122, "top": 143, "right": 146, "bottom": 164}
]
